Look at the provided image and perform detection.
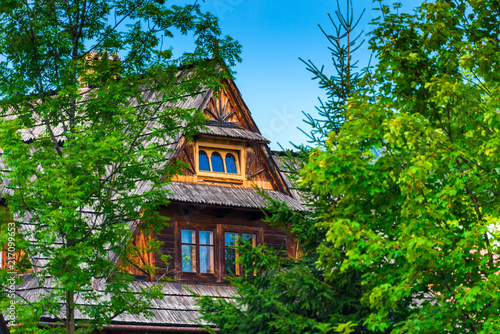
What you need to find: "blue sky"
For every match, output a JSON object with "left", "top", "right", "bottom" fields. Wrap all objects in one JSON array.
[{"left": 176, "top": 0, "right": 423, "bottom": 150}]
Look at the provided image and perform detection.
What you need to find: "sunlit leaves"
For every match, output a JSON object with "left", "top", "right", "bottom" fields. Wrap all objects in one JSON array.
[{"left": 300, "top": 0, "right": 500, "bottom": 332}]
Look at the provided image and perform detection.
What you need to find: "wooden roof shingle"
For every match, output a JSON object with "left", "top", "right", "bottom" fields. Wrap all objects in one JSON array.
[
  {"left": 14, "top": 274, "right": 236, "bottom": 327},
  {"left": 200, "top": 122, "right": 269, "bottom": 143},
  {"left": 163, "top": 181, "right": 305, "bottom": 211}
]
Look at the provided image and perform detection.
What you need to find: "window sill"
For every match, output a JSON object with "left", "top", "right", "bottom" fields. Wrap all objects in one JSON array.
[
  {"left": 177, "top": 272, "right": 218, "bottom": 283},
  {"left": 198, "top": 172, "right": 245, "bottom": 183}
]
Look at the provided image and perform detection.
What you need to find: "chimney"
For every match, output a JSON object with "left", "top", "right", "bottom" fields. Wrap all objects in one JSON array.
[{"left": 79, "top": 50, "right": 121, "bottom": 87}]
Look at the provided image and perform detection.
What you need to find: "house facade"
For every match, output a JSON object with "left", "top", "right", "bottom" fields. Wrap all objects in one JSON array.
[{"left": 5, "top": 76, "right": 303, "bottom": 333}]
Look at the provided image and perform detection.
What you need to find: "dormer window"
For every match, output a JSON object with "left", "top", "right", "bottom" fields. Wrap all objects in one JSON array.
[{"left": 197, "top": 145, "right": 243, "bottom": 180}]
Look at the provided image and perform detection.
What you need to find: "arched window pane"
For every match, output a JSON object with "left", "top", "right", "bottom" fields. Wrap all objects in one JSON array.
[
  {"left": 211, "top": 152, "right": 224, "bottom": 172},
  {"left": 225, "top": 153, "right": 238, "bottom": 174},
  {"left": 199, "top": 150, "right": 210, "bottom": 171}
]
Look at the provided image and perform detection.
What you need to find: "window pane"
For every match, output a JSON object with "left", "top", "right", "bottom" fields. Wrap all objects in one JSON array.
[
  {"left": 211, "top": 152, "right": 225, "bottom": 172},
  {"left": 182, "top": 245, "right": 195, "bottom": 272},
  {"left": 199, "top": 150, "right": 210, "bottom": 171},
  {"left": 225, "top": 153, "right": 238, "bottom": 174},
  {"left": 200, "top": 246, "right": 214, "bottom": 273},
  {"left": 225, "top": 232, "right": 238, "bottom": 247},
  {"left": 225, "top": 247, "right": 236, "bottom": 275},
  {"left": 200, "top": 231, "right": 213, "bottom": 245},
  {"left": 242, "top": 234, "right": 256, "bottom": 247},
  {"left": 181, "top": 230, "right": 196, "bottom": 244},
  {"left": 225, "top": 232, "right": 238, "bottom": 275}
]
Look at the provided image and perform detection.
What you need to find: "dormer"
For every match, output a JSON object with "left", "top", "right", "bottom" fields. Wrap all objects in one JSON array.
[
  {"left": 197, "top": 141, "right": 245, "bottom": 183},
  {"left": 123, "top": 75, "right": 305, "bottom": 288},
  {"left": 169, "top": 78, "right": 291, "bottom": 194}
]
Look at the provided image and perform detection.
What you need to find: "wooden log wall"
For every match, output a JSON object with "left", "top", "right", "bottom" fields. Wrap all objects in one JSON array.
[{"left": 154, "top": 203, "right": 289, "bottom": 283}]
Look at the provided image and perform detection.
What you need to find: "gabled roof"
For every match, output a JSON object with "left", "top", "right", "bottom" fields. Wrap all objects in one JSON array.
[
  {"left": 0, "top": 76, "right": 299, "bottom": 207},
  {"left": 0, "top": 73, "right": 302, "bottom": 263},
  {"left": 0, "top": 73, "right": 304, "bottom": 330}
]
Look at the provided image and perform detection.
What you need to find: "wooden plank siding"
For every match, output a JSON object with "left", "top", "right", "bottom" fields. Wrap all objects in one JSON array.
[
  {"left": 126, "top": 223, "right": 155, "bottom": 280},
  {"left": 154, "top": 224, "right": 176, "bottom": 277}
]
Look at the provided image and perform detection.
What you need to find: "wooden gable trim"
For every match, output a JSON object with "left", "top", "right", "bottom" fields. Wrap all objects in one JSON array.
[
  {"left": 197, "top": 87, "right": 214, "bottom": 112},
  {"left": 204, "top": 89, "right": 242, "bottom": 126},
  {"left": 224, "top": 78, "right": 260, "bottom": 133},
  {"left": 246, "top": 142, "right": 291, "bottom": 195},
  {"left": 168, "top": 78, "right": 292, "bottom": 194},
  {"left": 201, "top": 78, "right": 261, "bottom": 133}
]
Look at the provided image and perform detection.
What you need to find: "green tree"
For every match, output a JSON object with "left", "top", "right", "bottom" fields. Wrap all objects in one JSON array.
[
  {"left": 302, "top": 0, "right": 500, "bottom": 332},
  {"left": 200, "top": 0, "right": 500, "bottom": 333},
  {"left": 196, "top": 1, "right": 386, "bottom": 333},
  {"left": 0, "top": 1, "right": 240, "bottom": 333}
]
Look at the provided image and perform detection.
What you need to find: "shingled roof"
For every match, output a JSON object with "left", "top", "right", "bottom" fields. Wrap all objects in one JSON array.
[
  {"left": 164, "top": 181, "right": 305, "bottom": 211},
  {"left": 200, "top": 121, "right": 269, "bottom": 142},
  {"left": 15, "top": 274, "right": 237, "bottom": 328},
  {"left": 0, "top": 74, "right": 304, "bottom": 331}
]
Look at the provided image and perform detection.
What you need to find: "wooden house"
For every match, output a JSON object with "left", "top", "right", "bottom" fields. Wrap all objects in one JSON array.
[{"left": 2, "top": 76, "right": 304, "bottom": 333}]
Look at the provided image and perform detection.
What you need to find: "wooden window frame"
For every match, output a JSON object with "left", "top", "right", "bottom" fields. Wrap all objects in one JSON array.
[
  {"left": 175, "top": 222, "right": 262, "bottom": 282},
  {"left": 176, "top": 223, "right": 218, "bottom": 282},
  {"left": 196, "top": 142, "right": 246, "bottom": 182},
  {"left": 221, "top": 225, "right": 262, "bottom": 278}
]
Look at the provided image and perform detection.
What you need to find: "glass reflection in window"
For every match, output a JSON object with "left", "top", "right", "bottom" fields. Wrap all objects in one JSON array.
[
  {"left": 199, "top": 231, "right": 214, "bottom": 274},
  {"left": 181, "top": 230, "right": 196, "bottom": 272},
  {"left": 225, "top": 232, "right": 238, "bottom": 275},
  {"left": 211, "top": 152, "right": 224, "bottom": 172},
  {"left": 242, "top": 234, "right": 256, "bottom": 247},
  {"left": 199, "top": 150, "right": 210, "bottom": 171},
  {"left": 225, "top": 153, "right": 238, "bottom": 174}
]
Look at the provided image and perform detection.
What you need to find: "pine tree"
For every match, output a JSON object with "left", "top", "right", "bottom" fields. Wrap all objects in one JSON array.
[{"left": 196, "top": 2, "right": 381, "bottom": 333}]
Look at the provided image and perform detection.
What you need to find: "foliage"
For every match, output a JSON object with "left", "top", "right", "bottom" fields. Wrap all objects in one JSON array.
[
  {"left": 200, "top": 0, "right": 500, "bottom": 333},
  {"left": 299, "top": 1, "right": 366, "bottom": 146},
  {"left": 302, "top": 0, "right": 500, "bottom": 332},
  {"left": 197, "top": 1, "right": 383, "bottom": 333},
  {"left": 196, "top": 203, "right": 376, "bottom": 334},
  {"left": 0, "top": 1, "right": 240, "bottom": 333}
]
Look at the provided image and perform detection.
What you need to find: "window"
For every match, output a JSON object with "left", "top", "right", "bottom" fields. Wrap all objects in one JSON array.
[
  {"left": 176, "top": 223, "right": 262, "bottom": 281},
  {"left": 197, "top": 147, "right": 241, "bottom": 176},
  {"left": 199, "top": 151, "right": 210, "bottom": 171},
  {"left": 181, "top": 229, "right": 214, "bottom": 274},
  {"left": 224, "top": 232, "right": 256, "bottom": 276},
  {"left": 225, "top": 154, "right": 238, "bottom": 174}
]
